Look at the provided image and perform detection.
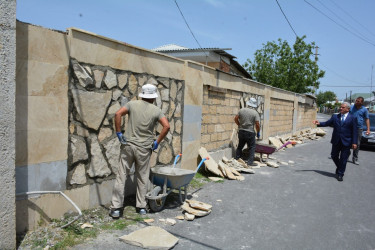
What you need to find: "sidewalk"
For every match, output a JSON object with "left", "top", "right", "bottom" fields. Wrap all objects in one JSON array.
[{"left": 74, "top": 113, "right": 375, "bottom": 249}]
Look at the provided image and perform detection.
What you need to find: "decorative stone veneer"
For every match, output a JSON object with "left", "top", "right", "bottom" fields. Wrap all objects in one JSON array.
[
  {"left": 68, "top": 59, "right": 184, "bottom": 187},
  {"left": 201, "top": 86, "right": 264, "bottom": 152},
  {"left": 296, "top": 102, "right": 316, "bottom": 131},
  {"left": 269, "top": 98, "right": 294, "bottom": 136}
]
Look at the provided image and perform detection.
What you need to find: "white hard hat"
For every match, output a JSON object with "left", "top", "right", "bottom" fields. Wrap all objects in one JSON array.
[
  {"left": 246, "top": 97, "right": 257, "bottom": 108},
  {"left": 139, "top": 84, "right": 158, "bottom": 99}
]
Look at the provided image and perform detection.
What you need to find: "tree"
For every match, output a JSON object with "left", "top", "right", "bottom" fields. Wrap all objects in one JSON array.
[
  {"left": 316, "top": 90, "right": 337, "bottom": 106},
  {"left": 243, "top": 36, "right": 325, "bottom": 94}
]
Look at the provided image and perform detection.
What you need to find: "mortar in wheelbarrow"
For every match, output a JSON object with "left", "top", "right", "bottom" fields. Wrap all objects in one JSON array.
[{"left": 151, "top": 167, "right": 196, "bottom": 189}]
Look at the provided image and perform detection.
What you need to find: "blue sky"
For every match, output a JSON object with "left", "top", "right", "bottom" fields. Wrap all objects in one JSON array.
[{"left": 17, "top": 0, "right": 375, "bottom": 99}]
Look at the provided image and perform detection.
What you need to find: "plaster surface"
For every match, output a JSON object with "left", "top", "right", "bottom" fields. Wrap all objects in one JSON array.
[{"left": 0, "top": 0, "right": 16, "bottom": 248}]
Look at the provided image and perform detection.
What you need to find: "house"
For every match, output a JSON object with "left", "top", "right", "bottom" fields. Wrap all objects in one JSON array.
[{"left": 152, "top": 44, "right": 252, "bottom": 79}]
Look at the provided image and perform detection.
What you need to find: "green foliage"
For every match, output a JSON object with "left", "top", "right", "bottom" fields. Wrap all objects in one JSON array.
[
  {"left": 243, "top": 36, "right": 325, "bottom": 94},
  {"left": 317, "top": 90, "right": 337, "bottom": 106},
  {"left": 100, "top": 219, "right": 132, "bottom": 230},
  {"left": 190, "top": 171, "right": 210, "bottom": 189},
  {"left": 52, "top": 224, "right": 98, "bottom": 249}
]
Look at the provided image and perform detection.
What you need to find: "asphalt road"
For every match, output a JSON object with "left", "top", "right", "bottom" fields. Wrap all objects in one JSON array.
[{"left": 74, "top": 113, "right": 375, "bottom": 250}]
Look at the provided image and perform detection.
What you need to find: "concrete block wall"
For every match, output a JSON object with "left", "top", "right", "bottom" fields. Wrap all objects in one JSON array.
[
  {"left": 269, "top": 98, "right": 294, "bottom": 136},
  {"left": 297, "top": 102, "right": 316, "bottom": 131},
  {"left": 201, "top": 86, "right": 240, "bottom": 151}
]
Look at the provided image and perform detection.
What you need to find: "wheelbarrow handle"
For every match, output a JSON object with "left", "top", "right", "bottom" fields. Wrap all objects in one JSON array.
[
  {"left": 173, "top": 153, "right": 182, "bottom": 168},
  {"left": 195, "top": 157, "right": 209, "bottom": 173}
]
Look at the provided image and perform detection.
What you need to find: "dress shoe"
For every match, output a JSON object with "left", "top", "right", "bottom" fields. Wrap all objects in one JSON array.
[{"left": 337, "top": 175, "right": 343, "bottom": 182}]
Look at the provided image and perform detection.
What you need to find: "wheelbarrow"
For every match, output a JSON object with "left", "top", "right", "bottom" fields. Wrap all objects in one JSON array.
[
  {"left": 255, "top": 142, "right": 277, "bottom": 162},
  {"left": 146, "top": 154, "right": 208, "bottom": 212}
]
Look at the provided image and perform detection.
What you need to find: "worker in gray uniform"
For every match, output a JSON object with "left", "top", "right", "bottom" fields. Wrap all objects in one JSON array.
[
  {"left": 234, "top": 97, "right": 260, "bottom": 167},
  {"left": 110, "top": 84, "right": 170, "bottom": 217}
]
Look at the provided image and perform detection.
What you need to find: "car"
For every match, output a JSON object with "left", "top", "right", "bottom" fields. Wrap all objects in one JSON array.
[{"left": 360, "top": 113, "right": 375, "bottom": 147}]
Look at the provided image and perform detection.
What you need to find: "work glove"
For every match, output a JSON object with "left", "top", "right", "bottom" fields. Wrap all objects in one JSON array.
[
  {"left": 116, "top": 132, "right": 127, "bottom": 145},
  {"left": 256, "top": 131, "right": 260, "bottom": 139},
  {"left": 152, "top": 140, "right": 159, "bottom": 151}
]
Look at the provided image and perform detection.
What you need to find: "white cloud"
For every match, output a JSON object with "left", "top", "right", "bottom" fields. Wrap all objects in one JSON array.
[{"left": 204, "top": 0, "right": 225, "bottom": 8}]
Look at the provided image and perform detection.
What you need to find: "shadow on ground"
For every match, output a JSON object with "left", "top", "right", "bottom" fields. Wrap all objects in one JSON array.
[{"left": 295, "top": 169, "right": 337, "bottom": 178}]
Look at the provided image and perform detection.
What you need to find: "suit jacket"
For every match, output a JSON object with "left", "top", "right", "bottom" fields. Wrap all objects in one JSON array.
[{"left": 319, "top": 113, "right": 358, "bottom": 147}]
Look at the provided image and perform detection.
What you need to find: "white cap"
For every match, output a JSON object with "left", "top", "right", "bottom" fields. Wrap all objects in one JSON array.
[
  {"left": 139, "top": 84, "right": 158, "bottom": 99},
  {"left": 246, "top": 97, "right": 257, "bottom": 108}
]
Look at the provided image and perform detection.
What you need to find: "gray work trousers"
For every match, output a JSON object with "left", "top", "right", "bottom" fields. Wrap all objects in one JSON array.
[
  {"left": 111, "top": 143, "right": 152, "bottom": 209},
  {"left": 353, "top": 128, "right": 363, "bottom": 161}
]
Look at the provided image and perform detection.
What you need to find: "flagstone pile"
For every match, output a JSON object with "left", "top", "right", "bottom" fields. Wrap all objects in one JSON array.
[{"left": 268, "top": 128, "right": 327, "bottom": 150}]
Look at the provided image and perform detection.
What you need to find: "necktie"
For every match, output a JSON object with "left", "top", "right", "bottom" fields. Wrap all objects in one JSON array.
[{"left": 341, "top": 115, "right": 344, "bottom": 125}]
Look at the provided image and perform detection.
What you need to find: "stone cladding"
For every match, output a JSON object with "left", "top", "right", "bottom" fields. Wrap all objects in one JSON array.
[{"left": 67, "top": 59, "right": 184, "bottom": 187}]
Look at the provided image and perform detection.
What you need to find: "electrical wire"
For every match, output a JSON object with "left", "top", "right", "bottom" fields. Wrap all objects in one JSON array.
[
  {"left": 304, "top": 0, "right": 375, "bottom": 47},
  {"left": 315, "top": 0, "right": 374, "bottom": 44},
  {"left": 319, "top": 61, "right": 370, "bottom": 85},
  {"left": 275, "top": 0, "right": 297, "bottom": 37},
  {"left": 329, "top": 0, "right": 375, "bottom": 39},
  {"left": 174, "top": 0, "right": 209, "bottom": 58}
]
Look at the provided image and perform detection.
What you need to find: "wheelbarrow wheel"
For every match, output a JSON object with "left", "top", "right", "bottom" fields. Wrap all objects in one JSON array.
[{"left": 148, "top": 186, "right": 166, "bottom": 212}]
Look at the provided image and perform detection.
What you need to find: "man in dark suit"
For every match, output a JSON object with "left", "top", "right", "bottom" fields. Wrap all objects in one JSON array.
[{"left": 313, "top": 102, "right": 358, "bottom": 181}]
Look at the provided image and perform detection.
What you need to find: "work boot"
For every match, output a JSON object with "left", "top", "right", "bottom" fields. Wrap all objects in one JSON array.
[
  {"left": 109, "top": 209, "right": 121, "bottom": 219},
  {"left": 138, "top": 208, "right": 147, "bottom": 215}
]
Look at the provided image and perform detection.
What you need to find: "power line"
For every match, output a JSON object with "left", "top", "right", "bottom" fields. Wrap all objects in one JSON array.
[
  {"left": 329, "top": 0, "right": 375, "bottom": 39},
  {"left": 319, "top": 61, "right": 370, "bottom": 85},
  {"left": 304, "top": 0, "right": 375, "bottom": 47},
  {"left": 173, "top": 0, "right": 208, "bottom": 58},
  {"left": 315, "top": 0, "right": 374, "bottom": 44},
  {"left": 275, "top": 0, "right": 297, "bottom": 37}
]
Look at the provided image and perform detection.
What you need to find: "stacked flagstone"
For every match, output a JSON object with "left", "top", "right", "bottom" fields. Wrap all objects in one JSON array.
[
  {"left": 68, "top": 59, "right": 184, "bottom": 187},
  {"left": 268, "top": 128, "right": 327, "bottom": 150}
]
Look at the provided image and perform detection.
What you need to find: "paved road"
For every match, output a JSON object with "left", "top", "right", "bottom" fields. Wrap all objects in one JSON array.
[{"left": 74, "top": 113, "right": 375, "bottom": 250}]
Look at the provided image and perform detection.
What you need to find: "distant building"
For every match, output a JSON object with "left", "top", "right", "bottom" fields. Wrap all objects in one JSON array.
[{"left": 153, "top": 44, "right": 252, "bottom": 79}]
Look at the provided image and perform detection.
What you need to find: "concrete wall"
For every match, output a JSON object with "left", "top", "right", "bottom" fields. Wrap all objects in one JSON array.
[
  {"left": 13, "top": 22, "right": 317, "bottom": 233},
  {"left": 0, "top": 1, "right": 16, "bottom": 248}
]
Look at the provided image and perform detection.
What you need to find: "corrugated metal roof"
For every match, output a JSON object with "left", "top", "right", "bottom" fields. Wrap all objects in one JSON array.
[
  {"left": 152, "top": 44, "right": 235, "bottom": 59},
  {"left": 152, "top": 44, "right": 189, "bottom": 51}
]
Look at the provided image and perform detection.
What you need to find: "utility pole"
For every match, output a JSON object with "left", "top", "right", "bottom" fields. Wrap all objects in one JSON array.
[
  {"left": 350, "top": 90, "right": 352, "bottom": 104},
  {"left": 314, "top": 46, "right": 319, "bottom": 95}
]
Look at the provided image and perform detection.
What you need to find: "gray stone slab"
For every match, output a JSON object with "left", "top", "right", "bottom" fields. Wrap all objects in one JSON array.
[
  {"left": 119, "top": 226, "right": 178, "bottom": 249},
  {"left": 16, "top": 160, "right": 67, "bottom": 195}
]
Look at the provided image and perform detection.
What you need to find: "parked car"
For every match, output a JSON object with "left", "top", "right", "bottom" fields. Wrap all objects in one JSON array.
[{"left": 360, "top": 113, "right": 375, "bottom": 147}]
